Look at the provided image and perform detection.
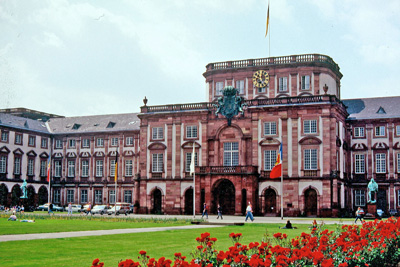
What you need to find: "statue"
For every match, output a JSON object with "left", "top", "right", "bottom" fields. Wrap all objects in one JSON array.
[
  {"left": 367, "top": 178, "right": 378, "bottom": 203},
  {"left": 20, "top": 179, "right": 28, "bottom": 199}
]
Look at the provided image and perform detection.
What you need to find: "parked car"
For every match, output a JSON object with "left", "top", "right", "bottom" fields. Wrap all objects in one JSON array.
[
  {"left": 36, "top": 203, "right": 63, "bottom": 212},
  {"left": 0, "top": 205, "right": 4, "bottom": 211},
  {"left": 64, "top": 204, "right": 82, "bottom": 213},
  {"left": 52, "top": 204, "right": 64, "bottom": 212},
  {"left": 79, "top": 204, "right": 91, "bottom": 214},
  {"left": 91, "top": 205, "right": 110, "bottom": 215},
  {"left": 107, "top": 202, "right": 131, "bottom": 216}
]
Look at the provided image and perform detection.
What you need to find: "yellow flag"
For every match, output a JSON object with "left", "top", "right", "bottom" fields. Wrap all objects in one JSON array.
[
  {"left": 114, "top": 162, "right": 118, "bottom": 182},
  {"left": 265, "top": 3, "right": 269, "bottom": 37}
]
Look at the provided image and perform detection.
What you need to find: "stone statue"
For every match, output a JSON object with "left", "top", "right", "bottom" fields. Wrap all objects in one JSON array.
[
  {"left": 367, "top": 178, "right": 378, "bottom": 204},
  {"left": 20, "top": 179, "right": 27, "bottom": 199}
]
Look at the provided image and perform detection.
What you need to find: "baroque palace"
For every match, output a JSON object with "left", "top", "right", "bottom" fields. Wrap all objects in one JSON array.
[{"left": 1, "top": 53, "right": 400, "bottom": 217}]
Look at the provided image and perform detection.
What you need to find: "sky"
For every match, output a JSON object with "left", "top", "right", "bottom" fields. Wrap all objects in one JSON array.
[{"left": 0, "top": 0, "right": 399, "bottom": 117}]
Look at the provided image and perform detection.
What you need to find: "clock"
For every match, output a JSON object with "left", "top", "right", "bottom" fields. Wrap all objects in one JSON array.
[{"left": 252, "top": 70, "right": 269, "bottom": 88}]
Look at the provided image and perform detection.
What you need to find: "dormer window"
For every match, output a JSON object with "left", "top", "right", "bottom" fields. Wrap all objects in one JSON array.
[
  {"left": 107, "top": 122, "right": 116, "bottom": 128},
  {"left": 72, "top": 123, "right": 81, "bottom": 130}
]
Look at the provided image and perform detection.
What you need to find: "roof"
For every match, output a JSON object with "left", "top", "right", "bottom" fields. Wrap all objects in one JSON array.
[
  {"left": 0, "top": 113, "right": 50, "bottom": 133},
  {"left": 0, "top": 107, "right": 63, "bottom": 121},
  {"left": 343, "top": 96, "right": 400, "bottom": 121},
  {"left": 46, "top": 113, "right": 140, "bottom": 134}
]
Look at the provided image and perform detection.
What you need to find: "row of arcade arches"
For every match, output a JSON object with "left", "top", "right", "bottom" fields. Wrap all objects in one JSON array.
[{"left": 0, "top": 183, "right": 48, "bottom": 207}]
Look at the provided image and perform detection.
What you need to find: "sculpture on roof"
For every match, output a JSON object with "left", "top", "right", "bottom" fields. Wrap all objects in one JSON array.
[{"left": 214, "top": 86, "right": 247, "bottom": 126}]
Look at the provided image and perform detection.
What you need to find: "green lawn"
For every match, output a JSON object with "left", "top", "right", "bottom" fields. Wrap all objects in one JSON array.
[{"left": 0, "top": 216, "right": 341, "bottom": 267}]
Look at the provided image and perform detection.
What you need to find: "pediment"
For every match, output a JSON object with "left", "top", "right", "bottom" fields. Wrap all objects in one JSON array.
[
  {"left": 108, "top": 151, "right": 119, "bottom": 157},
  {"left": 394, "top": 142, "right": 400, "bottom": 150},
  {"left": 52, "top": 152, "right": 63, "bottom": 158},
  {"left": 13, "top": 148, "right": 24, "bottom": 155},
  {"left": 181, "top": 141, "right": 201, "bottom": 149},
  {"left": 66, "top": 152, "right": 77, "bottom": 158},
  {"left": 26, "top": 150, "right": 37, "bottom": 157},
  {"left": 351, "top": 143, "right": 368, "bottom": 151},
  {"left": 39, "top": 152, "right": 49, "bottom": 158},
  {"left": 94, "top": 151, "right": 105, "bottom": 157},
  {"left": 259, "top": 138, "right": 281, "bottom": 146},
  {"left": 299, "top": 136, "right": 322, "bottom": 145},
  {"left": 123, "top": 150, "right": 135, "bottom": 157},
  {"left": 0, "top": 146, "right": 10, "bottom": 154},
  {"left": 148, "top": 142, "right": 167, "bottom": 150},
  {"left": 372, "top": 142, "right": 389, "bottom": 150},
  {"left": 79, "top": 151, "right": 91, "bottom": 158}
]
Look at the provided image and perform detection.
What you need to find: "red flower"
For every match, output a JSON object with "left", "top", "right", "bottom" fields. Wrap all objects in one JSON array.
[{"left": 139, "top": 250, "right": 147, "bottom": 255}]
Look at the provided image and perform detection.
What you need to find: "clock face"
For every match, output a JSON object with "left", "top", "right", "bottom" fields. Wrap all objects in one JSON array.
[{"left": 252, "top": 70, "right": 269, "bottom": 88}]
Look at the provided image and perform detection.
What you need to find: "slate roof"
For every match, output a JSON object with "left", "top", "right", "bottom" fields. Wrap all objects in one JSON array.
[
  {"left": 343, "top": 96, "right": 400, "bottom": 121},
  {"left": 46, "top": 113, "right": 140, "bottom": 134},
  {"left": 0, "top": 113, "right": 50, "bottom": 133}
]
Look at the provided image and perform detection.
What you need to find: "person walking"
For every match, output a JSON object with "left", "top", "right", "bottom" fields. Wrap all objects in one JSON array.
[
  {"left": 48, "top": 203, "right": 54, "bottom": 216},
  {"left": 201, "top": 203, "right": 208, "bottom": 219},
  {"left": 354, "top": 207, "right": 364, "bottom": 224},
  {"left": 67, "top": 202, "right": 72, "bottom": 216},
  {"left": 245, "top": 202, "right": 254, "bottom": 222},
  {"left": 86, "top": 202, "right": 92, "bottom": 216},
  {"left": 216, "top": 204, "right": 223, "bottom": 219}
]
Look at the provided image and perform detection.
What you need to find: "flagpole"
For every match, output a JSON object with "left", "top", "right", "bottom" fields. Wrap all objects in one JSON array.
[
  {"left": 115, "top": 147, "right": 118, "bottom": 214},
  {"left": 268, "top": 0, "right": 270, "bottom": 58},
  {"left": 48, "top": 156, "right": 51, "bottom": 204},
  {"left": 280, "top": 163, "right": 283, "bottom": 220},
  {"left": 190, "top": 142, "right": 196, "bottom": 219}
]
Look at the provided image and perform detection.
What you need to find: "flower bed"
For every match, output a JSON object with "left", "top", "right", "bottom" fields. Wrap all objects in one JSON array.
[{"left": 91, "top": 218, "right": 400, "bottom": 267}]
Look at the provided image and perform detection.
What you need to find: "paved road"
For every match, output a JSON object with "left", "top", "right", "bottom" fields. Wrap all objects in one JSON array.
[{"left": 1, "top": 214, "right": 355, "bottom": 242}]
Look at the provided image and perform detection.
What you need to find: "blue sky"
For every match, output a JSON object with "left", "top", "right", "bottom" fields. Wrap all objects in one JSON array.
[{"left": 0, "top": 0, "right": 399, "bottom": 116}]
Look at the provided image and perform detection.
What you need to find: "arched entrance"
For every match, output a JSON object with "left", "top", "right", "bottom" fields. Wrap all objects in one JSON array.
[
  {"left": 38, "top": 186, "right": 48, "bottom": 205},
  {"left": 304, "top": 188, "right": 318, "bottom": 216},
  {"left": 264, "top": 188, "right": 276, "bottom": 215},
  {"left": 11, "top": 185, "right": 21, "bottom": 206},
  {"left": 0, "top": 184, "right": 8, "bottom": 206},
  {"left": 212, "top": 179, "right": 235, "bottom": 215},
  {"left": 151, "top": 188, "right": 162, "bottom": 214},
  {"left": 184, "top": 188, "right": 193, "bottom": 215}
]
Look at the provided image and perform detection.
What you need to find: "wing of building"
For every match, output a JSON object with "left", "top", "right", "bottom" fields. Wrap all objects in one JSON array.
[{"left": 1, "top": 54, "right": 399, "bottom": 217}]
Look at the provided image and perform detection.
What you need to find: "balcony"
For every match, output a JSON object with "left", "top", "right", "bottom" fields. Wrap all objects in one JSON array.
[
  {"left": 303, "top": 170, "right": 318, "bottom": 177},
  {"left": 353, "top": 174, "right": 367, "bottom": 182},
  {"left": 260, "top": 171, "right": 271, "bottom": 179},
  {"left": 198, "top": 166, "right": 258, "bottom": 175},
  {"left": 375, "top": 173, "right": 387, "bottom": 181},
  {"left": 151, "top": 173, "right": 163, "bottom": 179}
]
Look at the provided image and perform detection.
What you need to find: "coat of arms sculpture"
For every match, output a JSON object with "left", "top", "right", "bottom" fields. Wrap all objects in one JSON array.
[{"left": 214, "top": 86, "right": 247, "bottom": 126}]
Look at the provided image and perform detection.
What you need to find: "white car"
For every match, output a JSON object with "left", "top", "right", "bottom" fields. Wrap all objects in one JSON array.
[
  {"left": 91, "top": 205, "right": 110, "bottom": 215},
  {"left": 64, "top": 204, "right": 82, "bottom": 213}
]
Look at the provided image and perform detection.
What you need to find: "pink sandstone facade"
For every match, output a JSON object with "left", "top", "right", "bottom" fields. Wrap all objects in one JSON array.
[{"left": 1, "top": 54, "right": 400, "bottom": 218}]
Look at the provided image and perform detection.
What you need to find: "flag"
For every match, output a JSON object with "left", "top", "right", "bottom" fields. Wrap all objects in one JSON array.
[
  {"left": 114, "top": 162, "right": 118, "bottom": 182},
  {"left": 265, "top": 2, "right": 270, "bottom": 37},
  {"left": 190, "top": 143, "right": 195, "bottom": 176},
  {"left": 47, "top": 158, "right": 51, "bottom": 182},
  {"left": 270, "top": 143, "right": 282, "bottom": 179}
]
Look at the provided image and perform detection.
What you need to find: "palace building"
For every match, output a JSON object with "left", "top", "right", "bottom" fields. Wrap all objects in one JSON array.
[{"left": 1, "top": 53, "right": 400, "bottom": 217}]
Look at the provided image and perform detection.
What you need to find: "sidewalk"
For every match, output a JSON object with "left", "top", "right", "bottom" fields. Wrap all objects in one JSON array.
[{"left": 0, "top": 214, "right": 354, "bottom": 242}]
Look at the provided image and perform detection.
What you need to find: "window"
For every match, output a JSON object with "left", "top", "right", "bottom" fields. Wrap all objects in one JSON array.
[
  {"left": 81, "top": 190, "right": 88, "bottom": 203},
  {"left": 304, "top": 120, "right": 317, "bottom": 134},
  {"left": 257, "top": 86, "right": 266, "bottom": 93},
  {"left": 28, "top": 136, "right": 35, "bottom": 147},
  {"left": 40, "top": 160, "right": 47, "bottom": 177},
  {"left": 264, "top": 122, "right": 277, "bottom": 135},
  {"left": 223, "top": 142, "right": 239, "bottom": 166},
  {"left": 15, "top": 134, "right": 22, "bottom": 145},
  {"left": 110, "top": 160, "right": 116, "bottom": 177},
  {"left": 53, "top": 189, "right": 60, "bottom": 203},
  {"left": 355, "top": 190, "right": 365, "bottom": 206},
  {"left": 54, "top": 161, "right": 62, "bottom": 177},
  {"left": 82, "top": 138, "right": 90, "bottom": 148},
  {"left": 67, "top": 160, "right": 75, "bottom": 177},
  {"left": 14, "top": 157, "right": 21, "bottom": 175},
  {"left": 376, "top": 153, "right": 386, "bottom": 173},
  {"left": 124, "top": 190, "right": 132, "bottom": 203},
  {"left": 375, "top": 126, "right": 385, "bottom": 137},
  {"left": 41, "top": 138, "right": 48, "bottom": 148},
  {"left": 186, "top": 126, "right": 198, "bottom": 139},
  {"left": 94, "top": 190, "right": 102, "bottom": 204},
  {"left": 0, "top": 155, "right": 6, "bottom": 174},
  {"left": 55, "top": 139, "right": 62, "bottom": 149},
  {"left": 152, "top": 127, "right": 163, "bottom": 140},
  {"left": 301, "top": 75, "right": 310, "bottom": 90},
  {"left": 111, "top": 137, "right": 118, "bottom": 147},
  {"left": 125, "top": 160, "right": 133, "bottom": 176},
  {"left": 304, "top": 149, "right": 318, "bottom": 170},
  {"left": 185, "top": 152, "right": 198, "bottom": 172},
  {"left": 216, "top": 81, "right": 224, "bottom": 95},
  {"left": 398, "top": 154, "right": 400, "bottom": 173},
  {"left": 68, "top": 139, "right": 76, "bottom": 148},
  {"left": 152, "top": 154, "right": 163, "bottom": 173},
  {"left": 354, "top": 127, "right": 364, "bottom": 138},
  {"left": 278, "top": 77, "right": 288, "bottom": 92},
  {"left": 67, "top": 190, "right": 74, "bottom": 203},
  {"left": 96, "top": 160, "right": 103, "bottom": 177},
  {"left": 96, "top": 138, "right": 104, "bottom": 147},
  {"left": 397, "top": 125, "right": 400, "bottom": 136},
  {"left": 126, "top": 137, "right": 134, "bottom": 146},
  {"left": 264, "top": 150, "right": 277, "bottom": 171},
  {"left": 236, "top": 80, "right": 244, "bottom": 94},
  {"left": 27, "top": 158, "right": 34, "bottom": 176},
  {"left": 109, "top": 190, "right": 115, "bottom": 204},
  {"left": 355, "top": 154, "right": 365, "bottom": 174},
  {"left": 1, "top": 131, "right": 8, "bottom": 142},
  {"left": 81, "top": 160, "right": 89, "bottom": 177}
]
